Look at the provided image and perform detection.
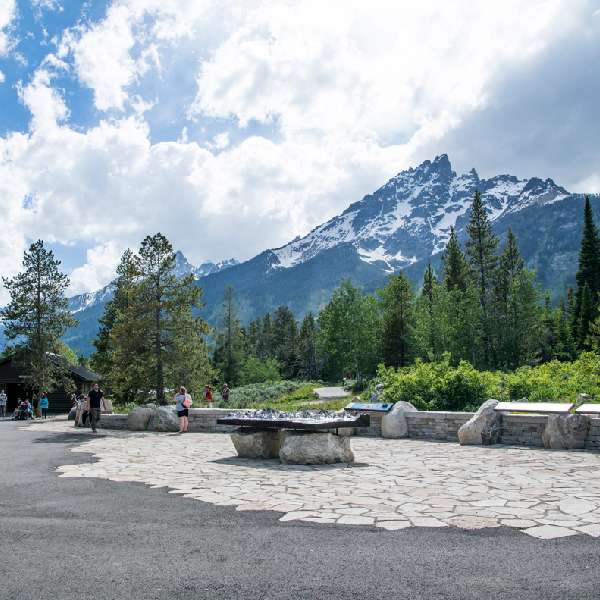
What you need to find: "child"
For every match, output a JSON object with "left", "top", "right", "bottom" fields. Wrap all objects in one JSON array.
[{"left": 204, "top": 385, "right": 213, "bottom": 407}]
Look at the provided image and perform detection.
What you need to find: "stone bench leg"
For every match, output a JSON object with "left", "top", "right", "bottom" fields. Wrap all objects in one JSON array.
[
  {"left": 279, "top": 431, "right": 354, "bottom": 465},
  {"left": 230, "top": 429, "right": 282, "bottom": 459}
]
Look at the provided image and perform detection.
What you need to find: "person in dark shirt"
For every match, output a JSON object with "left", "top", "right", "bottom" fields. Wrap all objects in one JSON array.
[{"left": 87, "top": 383, "right": 104, "bottom": 433}]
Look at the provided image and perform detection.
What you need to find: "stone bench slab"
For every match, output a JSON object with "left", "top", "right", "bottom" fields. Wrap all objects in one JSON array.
[{"left": 495, "top": 402, "right": 573, "bottom": 414}]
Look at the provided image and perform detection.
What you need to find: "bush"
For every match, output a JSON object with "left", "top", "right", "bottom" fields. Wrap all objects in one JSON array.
[
  {"left": 377, "top": 356, "right": 499, "bottom": 411},
  {"left": 238, "top": 357, "right": 281, "bottom": 385},
  {"left": 216, "top": 380, "right": 308, "bottom": 408},
  {"left": 373, "top": 352, "right": 600, "bottom": 412}
]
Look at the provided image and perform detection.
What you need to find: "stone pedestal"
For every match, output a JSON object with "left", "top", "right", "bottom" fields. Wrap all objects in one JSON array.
[
  {"left": 279, "top": 431, "right": 354, "bottom": 464},
  {"left": 542, "top": 414, "right": 589, "bottom": 449},
  {"left": 231, "top": 429, "right": 282, "bottom": 459}
]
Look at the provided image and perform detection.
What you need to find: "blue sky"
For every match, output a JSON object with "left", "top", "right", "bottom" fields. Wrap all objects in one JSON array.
[{"left": 0, "top": 0, "right": 599, "bottom": 298}]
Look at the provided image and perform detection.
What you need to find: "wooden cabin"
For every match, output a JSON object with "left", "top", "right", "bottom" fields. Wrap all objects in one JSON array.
[{"left": 0, "top": 355, "right": 100, "bottom": 413}]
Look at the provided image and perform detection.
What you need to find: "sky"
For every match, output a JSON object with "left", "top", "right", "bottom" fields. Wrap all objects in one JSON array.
[{"left": 0, "top": 0, "right": 599, "bottom": 298}]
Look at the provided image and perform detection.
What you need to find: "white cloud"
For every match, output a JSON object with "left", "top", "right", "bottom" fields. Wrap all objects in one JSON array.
[
  {"left": 0, "top": 70, "right": 5, "bottom": 83},
  {"left": 0, "top": 0, "right": 16, "bottom": 56},
  {"left": 68, "top": 242, "right": 123, "bottom": 295}
]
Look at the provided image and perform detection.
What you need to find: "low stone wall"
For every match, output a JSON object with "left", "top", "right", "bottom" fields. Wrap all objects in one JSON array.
[
  {"left": 586, "top": 418, "right": 600, "bottom": 450},
  {"left": 404, "top": 411, "right": 473, "bottom": 442},
  {"left": 500, "top": 414, "right": 546, "bottom": 447},
  {"left": 96, "top": 407, "right": 600, "bottom": 452}
]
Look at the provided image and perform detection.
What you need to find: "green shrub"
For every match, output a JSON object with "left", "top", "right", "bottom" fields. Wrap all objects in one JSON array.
[{"left": 238, "top": 357, "right": 281, "bottom": 385}]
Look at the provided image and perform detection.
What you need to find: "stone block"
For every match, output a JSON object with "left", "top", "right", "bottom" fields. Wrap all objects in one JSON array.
[
  {"left": 542, "top": 414, "right": 589, "bottom": 450},
  {"left": 279, "top": 431, "right": 354, "bottom": 464},
  {"left": 458, "top": 399, "right": 501, "bottom": 445},
  {"left": 231, "top": 429, "right": 282, "bottom": 459},
  {"left": 381, "top": 401, "right": 417, "bottom": 439},
  {"left": 147, "top": 406, "right": 180, "bottom": 432},
  {"left": 127, "top": 406, "right": 155, "bottom": 431}
]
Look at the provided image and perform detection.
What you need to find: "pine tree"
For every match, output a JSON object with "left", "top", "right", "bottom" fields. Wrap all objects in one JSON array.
[
  {"left": 442, "top": 227, "right": 469, "bottom": 292},
  {"left": 272, "top": 305, "right": 299, "bottom": 379},
  {"left": 493, "top": 229, "right": 540, "bottom": 369},
  {"left": 415, "top": 264, "right": 447, "bottom": 360},
  {"left": 257, "top": 313, "right": 273, "bottom": 359},
  {"left": 574, "top": 196, "right": 600, "bottom": 347},
  {"left": 1, "top": 240, "right": 77, "bottom": 392},
  {"left": 213, "top": 286, "right": 245, "bottom": 386},
  {"left": 554, "top": 298, "right": 576, "bottom": 360},
  {"left": 298, "top": 312, "right": 319, "bottom": 380},
  {"left": 378, "top": 274, "right": 415, "bottom": 368},
  {"left": 317, "top": 280, "right": 379, "bottom": 381},
  {"left": 465, "top": 190, "right": 498, "bottom": 366}
]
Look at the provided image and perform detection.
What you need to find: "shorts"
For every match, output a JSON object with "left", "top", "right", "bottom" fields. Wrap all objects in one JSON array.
[{"left": 177, "top": 409, "right": 189, "bottom": 418}]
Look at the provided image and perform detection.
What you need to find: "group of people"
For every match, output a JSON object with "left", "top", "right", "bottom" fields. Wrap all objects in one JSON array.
[
  {"left": 174, "top": 383, "right": 230, "bottom": 433},
  {"left": 0, "top": 389, "right": 50, "bottom": 420},
  {"left": 73, "top": 383, "right": 106, "bottom": 433}
]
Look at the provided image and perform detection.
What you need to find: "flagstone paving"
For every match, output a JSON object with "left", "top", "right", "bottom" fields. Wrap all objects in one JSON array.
[{"left": 25, "top": 420, "right": 600, "bottom": 540}]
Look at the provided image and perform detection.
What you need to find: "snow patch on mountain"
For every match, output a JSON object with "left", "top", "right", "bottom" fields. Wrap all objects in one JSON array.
[{"left": 271, "top": 154, "right": 570, "bottom": 271}]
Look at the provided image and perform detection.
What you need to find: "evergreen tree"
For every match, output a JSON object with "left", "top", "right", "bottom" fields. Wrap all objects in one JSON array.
[
  {"left": 578, "top": 283, "right": 595, "bottom": 350},
  {"left": 415, "top": 265, "right": 447, "bottom": 361},
  {"left": 574, "top": 196, "right": 600, "bottom": 347},
  {"left": 1, "top": 240, "right": 77, "bottom": 392},
  {"left": 245, "top": 318, "right": 261, "bottom": 357},
  {"left": 272, "top": 305, "right": 299, "bottom": 379},
  {"left": 213, "top": 286, "right": 245, "bottom": 386},
  {"left": 257, "top": 313, "right": 274, "bottom": 359},
  {"left": 317, "top": 280, "right": 379, "bottom": 381},
  {"left": 298, "top": 312, "right": 320, "bottom": 380},
  {"left": 465, "top": 190, "right": 498, "bottom": 366},
  {"left": 442, "top": 227, "right": 469, "bottom": 292},
  {"left": 554, "top": 298, "right": 576, "bottom": 360},
  {"left": 440, "top": 231, "right": 480, "bottom": 364},
  {"left": 538, "top": 294, "right": 557, "bottom": 363},
  {"left": 378, "top": 274, "right": 415, "bottom": 368},
  {"left": 493, "top": 229, "right": 540, "bottom": 369}
]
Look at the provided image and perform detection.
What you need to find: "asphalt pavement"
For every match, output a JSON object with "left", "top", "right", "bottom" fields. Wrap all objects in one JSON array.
[{"left": 1, "top": 419, "right": 599, "bottom": 600}]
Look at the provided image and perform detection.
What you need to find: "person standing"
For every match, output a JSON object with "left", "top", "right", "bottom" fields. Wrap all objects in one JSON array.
[
  {"left": 39, "top": 392, "right": 49, "bottom": 419},
  {"left": 174, "top": 386, "right": 192, "bottom": 433},
  {"left": 204, "top": 385, "right": 213, "bottom": 407},
  {"left": 87, "top": 383, "right": 104, "bottom": 433},
  {"left": 0, "top": 389, "right": 7, "bottom": 419},
  {"left": 221, "top": 383, "right": 230, "bottom": 403}
]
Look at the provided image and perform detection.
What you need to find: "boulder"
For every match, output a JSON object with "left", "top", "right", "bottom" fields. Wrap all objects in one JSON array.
[
  {"left": 147, "top": 406, "right": 180, "bottom": 432},
  {"left": 458, "top": 399, "right": 501, "bottom": 446},
  {"left": 381, "top": 401, "right": 417, "bottom": 439},
  {"left": 542, "top": 414, "right": 589, "bottom": 449},
  {"left": 127, "top": 406, "right": 155, "bottom": 431},
  {"left": 231, "top": 429, "right": 282, "bottom": 459},
  {"left": 279, "top": 431, "right": 354, "bottom": 464}
]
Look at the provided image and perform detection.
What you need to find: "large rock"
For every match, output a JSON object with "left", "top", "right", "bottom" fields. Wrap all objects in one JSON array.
[
  {"left": 279, "top": 431, "right": 354, "bottom": 464},
  {"left": 458, "top": 399, "right": 501, "bottom": 446},
  {"left": 542, "top": 414, "right": 589, "bottom": 449},
  {"left": 127, "top": 406, "right": 155, "bottom": 431},
  {"left": 381, "top": 401, "right": 417, "bottom": 439},
  {"left": 147, "top": 406, "right": 180, "bottom": 432},
  {"left": 231, "top": 429, "right": 282, "bottom": 459}
]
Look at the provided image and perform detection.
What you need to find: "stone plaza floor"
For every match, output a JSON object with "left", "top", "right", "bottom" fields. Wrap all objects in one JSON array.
[{"left": 25, "top": 420, "right": 600, "bottom": 540}]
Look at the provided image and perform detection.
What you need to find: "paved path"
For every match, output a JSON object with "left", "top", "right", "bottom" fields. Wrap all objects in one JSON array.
[
  {"left": 2, "top": 420, "right": 600, "bottom": 599},
  {"left": 41, "top": 420, "right": 600, "bottom": 539},
  {"left": 313, "top": 387, "right": 350, "bottom": 400}
]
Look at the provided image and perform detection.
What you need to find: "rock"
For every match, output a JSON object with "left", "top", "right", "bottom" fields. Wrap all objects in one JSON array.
[
  {"left": 147, "top": 406, "right": 180, "bottom": 432},
  {"left": 381, "top": 401, "right": 417, "bottom": 439},
  {"left": 127, "top": 406, "right": 155, "bottom": 431},
  {"left": 231, "top": 429, "right": 282, "bottom": 459},
  {"left": 279, "top": 431, "right": 354, "bottom": 464},
  {"left": 574, "top": 393, "right": 592, "bottom": 410},
  {"left": 542, "top": 414, "right": 589, "bottom": 449},
  {"left": 458, "top": 399, "right": 501, "bottom": 446}
]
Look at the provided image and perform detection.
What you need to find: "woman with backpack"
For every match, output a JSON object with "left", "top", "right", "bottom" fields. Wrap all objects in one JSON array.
[{"left": 175, "top": 386, "right": 192, "bottom": 433}]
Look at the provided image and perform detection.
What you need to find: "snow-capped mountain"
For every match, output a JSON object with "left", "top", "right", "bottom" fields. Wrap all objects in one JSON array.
[
  {"left": 63, "top": 155, "right": 598, "bottom": 355},
  {"left": 269, "top": 154, "right": 569, "bottom": 274}
]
